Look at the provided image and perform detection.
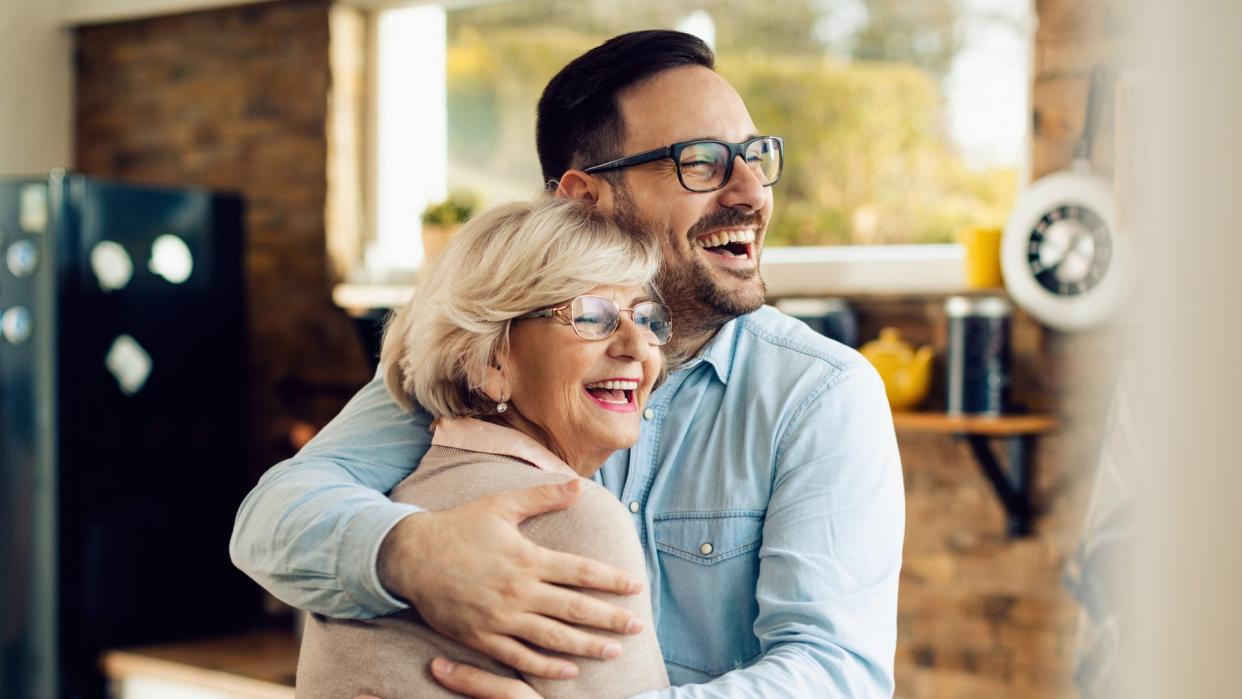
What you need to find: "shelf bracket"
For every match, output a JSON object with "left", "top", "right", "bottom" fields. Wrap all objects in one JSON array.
[{"left": 962, "top": 434, "right": 1036, "bottom": 537}]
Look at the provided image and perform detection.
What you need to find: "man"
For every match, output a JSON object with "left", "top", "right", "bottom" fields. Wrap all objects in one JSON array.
[{"left": 231, "top": 30, "right": 904, "bottom": 697}]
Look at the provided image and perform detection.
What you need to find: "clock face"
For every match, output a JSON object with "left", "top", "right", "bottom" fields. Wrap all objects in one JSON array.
[{"left": 1026, "top": 204, "right": 1112, "bottom": 296}]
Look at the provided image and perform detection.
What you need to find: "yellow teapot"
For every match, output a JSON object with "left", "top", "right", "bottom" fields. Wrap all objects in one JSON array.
[{"left": 860, "top": 327, "right": 934, "bottom": 411}]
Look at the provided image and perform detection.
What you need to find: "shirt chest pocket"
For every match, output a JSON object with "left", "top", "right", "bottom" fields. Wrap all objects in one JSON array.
[{"left": 652, "top": 512, "right": 764, "bottom": 678}]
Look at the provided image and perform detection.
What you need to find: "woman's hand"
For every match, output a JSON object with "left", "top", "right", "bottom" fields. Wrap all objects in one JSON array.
[
  {"left": 431, "top": 658, "right": 544, "bottom": 699},
  {"left": 378, "top": 479, "right": 645, "bottom": 679}
]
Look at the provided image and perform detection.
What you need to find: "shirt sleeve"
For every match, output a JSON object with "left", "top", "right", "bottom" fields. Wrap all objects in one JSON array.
[
  {"left": 229, "top": 369, "right": 435, "bottom": 619},
  {"left": 633, "top": 364, "right": 905, "bottom": 698}
]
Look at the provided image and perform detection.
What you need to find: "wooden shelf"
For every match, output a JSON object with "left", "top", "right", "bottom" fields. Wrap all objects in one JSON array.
[
  {"left": 101, "top": 629, "right": 297, "bottom": 699},
  {"left": 892, "top": 411, "right": 1061, "bottom": 537},
  {"left": 892, "top": 412, "right": 1059, "bottom": 437}
]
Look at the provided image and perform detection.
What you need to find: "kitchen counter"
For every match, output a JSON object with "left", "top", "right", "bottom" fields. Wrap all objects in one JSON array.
[{"left": 101, "top": 629, "right": 297, "bottom": 699}]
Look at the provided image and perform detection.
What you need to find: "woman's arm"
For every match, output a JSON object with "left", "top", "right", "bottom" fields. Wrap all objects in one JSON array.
[{"left": 519, "top": 481, "right": 670, "bottom": 699}]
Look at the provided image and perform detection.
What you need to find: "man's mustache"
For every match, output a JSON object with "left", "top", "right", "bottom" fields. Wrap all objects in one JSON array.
[{"left": 685, "top": 210, "right": 766, "bottom": 241}]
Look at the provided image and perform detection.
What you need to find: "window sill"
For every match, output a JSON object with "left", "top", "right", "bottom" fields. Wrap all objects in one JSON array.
[
  {"left": 760, "top": 244, "right": 969, "bottom": 298},
  {"left": 332, "top": 283, "right": 413, "bottom": 317},
  {"left": 333, "top": 244, "right": 974, "bottom": 314}
]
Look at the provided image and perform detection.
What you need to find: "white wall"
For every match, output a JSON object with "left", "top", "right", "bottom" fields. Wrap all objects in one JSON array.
[
  {"left": 60, "top": 0, "right": 263, "bottom": 25},
  {"left": 0, "top": 1, "right": 72, "bottom": 176},
  {"left": 1131, "top": 0, "right": 1242, "bottom": 696}
]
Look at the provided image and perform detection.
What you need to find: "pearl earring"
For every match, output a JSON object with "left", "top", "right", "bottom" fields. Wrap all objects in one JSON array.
[{"left": 496, "top": 401, "right": 508, "bottom": 413}]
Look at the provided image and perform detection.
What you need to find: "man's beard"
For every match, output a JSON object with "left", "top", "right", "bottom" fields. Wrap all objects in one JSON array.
[{"left": 612, "top": 187, "right": 767, "bottom": 342}]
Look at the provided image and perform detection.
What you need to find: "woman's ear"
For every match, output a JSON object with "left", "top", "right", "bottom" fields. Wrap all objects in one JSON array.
[
  {"left": 556, "top": 170, "right": 601, "bottom": 202},
  {"left": 481, "top": 363, "right": 507, "bottom": 402}
]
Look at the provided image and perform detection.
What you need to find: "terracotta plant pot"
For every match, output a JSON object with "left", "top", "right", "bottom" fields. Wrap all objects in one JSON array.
[{"left": 421, "top": 225, "right": 458, "bottom": 266}]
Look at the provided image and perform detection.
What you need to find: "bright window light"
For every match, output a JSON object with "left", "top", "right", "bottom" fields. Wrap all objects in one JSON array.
[
  {"left": 370, "top": 4, "right": 448, "bottom": 272},
  {"left": 676, "top": 10, "right": 715, "bottom": 51}
]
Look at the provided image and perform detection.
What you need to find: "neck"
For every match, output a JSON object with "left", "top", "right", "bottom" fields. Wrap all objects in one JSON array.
[
  {"left": 666, "top": 326, "right": 719, "bottom": 365},
  {"left": 486, "top": 411, "right": 606, "bottom": 477},
  {"left": 659, "top": 289, "right": 734, "bottom": 364},
  {"left": 662, "top": 300, "right": 726, "bottom": 365}
]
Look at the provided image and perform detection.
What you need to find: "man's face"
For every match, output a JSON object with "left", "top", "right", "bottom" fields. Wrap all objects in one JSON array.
[{"left": 604, "top": 65, "right": 773, "bottom": 334}]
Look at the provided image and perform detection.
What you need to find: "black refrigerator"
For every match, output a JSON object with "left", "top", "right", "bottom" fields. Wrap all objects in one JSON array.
[{"left": 0, "top": 172, "right": 259, "bottom": 698}]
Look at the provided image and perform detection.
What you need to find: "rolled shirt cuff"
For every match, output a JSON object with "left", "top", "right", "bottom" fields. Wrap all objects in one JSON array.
[{"left": 340, "top": 500, "right": 425, "bottom": 617}]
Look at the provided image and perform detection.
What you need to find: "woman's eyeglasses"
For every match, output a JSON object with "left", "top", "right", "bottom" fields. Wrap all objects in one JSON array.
[
  {"left": 583, "top": 136, "right": 784, "bottom": 193},
  {"left": 517, "top": 295, "right": 672, "bottom": 346}
]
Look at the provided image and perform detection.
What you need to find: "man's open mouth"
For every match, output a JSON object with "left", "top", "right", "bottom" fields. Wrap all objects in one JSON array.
[
  {"left": 693, "top": 228, "right": 755, "bottom": 260},
  {"left": 584, "top": 379, "right": 638, "bottom": 411}
]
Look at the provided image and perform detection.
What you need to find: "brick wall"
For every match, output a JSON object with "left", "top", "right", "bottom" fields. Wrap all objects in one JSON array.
[
  {"left": 1033, "top": 0, "right": 1123, "bottom": 179},
  {"left": 74, "top": 0, "right": 373, "bottom": 481}
]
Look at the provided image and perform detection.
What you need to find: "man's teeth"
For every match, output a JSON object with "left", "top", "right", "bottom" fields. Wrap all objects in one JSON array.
[
  {"left": 585, "top": 380, "right": 639, "bottom": 390},
  {"left": 694, "top": 229, "right": 756, "bottom": 250}
]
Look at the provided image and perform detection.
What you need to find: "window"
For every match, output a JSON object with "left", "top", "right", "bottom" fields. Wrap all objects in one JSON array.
[{"left": 342, "top": 0, "right": 1033, "bottom": 283}]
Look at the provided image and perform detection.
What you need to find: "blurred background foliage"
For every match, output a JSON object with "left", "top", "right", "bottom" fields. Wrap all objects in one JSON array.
[{"left": 444, "top": 0, "right": 1019, "bottom": 246}]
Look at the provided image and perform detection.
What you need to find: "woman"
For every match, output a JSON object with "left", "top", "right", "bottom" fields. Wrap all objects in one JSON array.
[{"left": 296, "top": 198, "right": 672, "bottom": 698}]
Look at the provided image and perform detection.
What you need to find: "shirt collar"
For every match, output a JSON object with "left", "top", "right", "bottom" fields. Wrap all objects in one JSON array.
[
  {"left": 430, "top": 417, "right": 578, "bottom": 477},
  {"left": 679, "top": 314, "right": 742, "bottom": 385}
]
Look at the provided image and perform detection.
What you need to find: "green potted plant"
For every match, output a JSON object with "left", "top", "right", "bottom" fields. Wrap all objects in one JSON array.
[{"left": 421, "top": 191, "right": 478, "bottom": 264}]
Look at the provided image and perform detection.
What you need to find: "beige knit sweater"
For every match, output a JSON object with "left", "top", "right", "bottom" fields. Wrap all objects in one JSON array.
[{"left": 296, "top": 445, "right": 669, "bottom": 698}]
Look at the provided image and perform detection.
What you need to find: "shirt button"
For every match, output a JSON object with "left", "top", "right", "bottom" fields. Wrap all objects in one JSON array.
[
  {"left": 699, "top": 542, "right": 714, "bottom": 556},
  {"left": 629, "top": 500, "right": 640, "bottom": 513},
  {"left": 643, "top": 408, "right": 655, "bottom": 420}
]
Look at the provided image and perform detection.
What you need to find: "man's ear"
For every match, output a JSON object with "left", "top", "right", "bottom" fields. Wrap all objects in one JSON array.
[{"left": 555, "top": 170, "right": 602, "bottom": 202}]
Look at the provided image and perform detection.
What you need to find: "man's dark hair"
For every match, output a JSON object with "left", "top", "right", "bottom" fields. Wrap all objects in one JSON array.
[{"left": 536, "top": 30, "right": 715, "bottom": 187}]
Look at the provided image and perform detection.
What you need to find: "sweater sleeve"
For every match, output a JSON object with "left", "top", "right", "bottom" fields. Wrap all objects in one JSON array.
[{"left": 519, "top": 481, "right": 670, "bottom": 699}]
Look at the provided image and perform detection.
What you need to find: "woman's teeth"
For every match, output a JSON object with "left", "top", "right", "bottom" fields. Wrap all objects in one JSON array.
[
  {"left": 585, "top": 380, "right": 638, "bottom": 405},
  {"left": 585, "top": 379, "right": 639, "bottom": 390}
]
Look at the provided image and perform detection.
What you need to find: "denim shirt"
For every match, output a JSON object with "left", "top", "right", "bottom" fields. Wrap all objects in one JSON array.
[{"left": 231, "top": 305, "right": 905, "bottom": 697}]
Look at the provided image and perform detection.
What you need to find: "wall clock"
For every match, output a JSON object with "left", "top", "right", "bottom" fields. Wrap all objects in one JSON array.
[{"left": 1002, "top": 67, "right": 1131, "bottom": 331}]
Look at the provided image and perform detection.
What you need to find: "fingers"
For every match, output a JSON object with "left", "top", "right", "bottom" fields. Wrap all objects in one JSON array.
[
  {"left": 493, "top": 480, "right": 583, "bottom": 523},
  {"left": 474, "top": 633, "right": 579, "bottom": 680},
  {"left": 531, "top": 584, "right": 643, "bottom": 636},
  {"left": 539, "top": 548, "right": 644, "bottom": 596},
  {"left": 431, "top": 658, "right": 545, "bottom": 699},
  {"left": 509, "top": 612, "right": 624, "bottom": 661}
]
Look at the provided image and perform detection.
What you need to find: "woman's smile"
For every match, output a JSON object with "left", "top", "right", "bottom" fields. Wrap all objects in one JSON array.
[
  {"left": 583, "top": 378, "right": 641, "bottom": 412},
  {"left": 502, "top": 284, "right": 663, "bottom": 473}
]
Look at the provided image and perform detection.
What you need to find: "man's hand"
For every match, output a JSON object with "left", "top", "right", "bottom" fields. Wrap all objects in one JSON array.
[
  {"left": 378, "top": 479, "right": 645, "bottom": 679},
  {"left": 431, "top": 658, "right": 543, "bottom": 699}
]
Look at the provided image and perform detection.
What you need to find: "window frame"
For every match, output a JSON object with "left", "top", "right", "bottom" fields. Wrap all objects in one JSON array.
[{"left": 332, "top": 0, "right": 1024, "bottom": 303}]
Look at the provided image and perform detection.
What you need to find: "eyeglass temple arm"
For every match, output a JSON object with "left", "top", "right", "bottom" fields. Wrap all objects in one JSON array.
[
  {"left": 583, "top": 146, "right": 674, "bottom": 174},
  {"left": 515, "top": 308, "right": 558, "bottom": 320}
]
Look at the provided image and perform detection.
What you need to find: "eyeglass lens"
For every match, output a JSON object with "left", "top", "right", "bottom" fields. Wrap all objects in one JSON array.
[
  {"left": 677, "top": 138, "right": 782, "bottom": 192},
  {"left": 570, "top": 296, "right": 671, "bottom": 345}
]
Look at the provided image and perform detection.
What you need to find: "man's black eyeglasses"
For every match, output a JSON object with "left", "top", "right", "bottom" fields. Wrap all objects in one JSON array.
[{"left": 583, "top": 136, "right": 784, "bottom": 193}]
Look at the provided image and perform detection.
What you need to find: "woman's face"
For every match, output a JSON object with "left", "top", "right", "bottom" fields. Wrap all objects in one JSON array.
[{"left": 502, "top": 284, "right": 663, "bottom": 474}]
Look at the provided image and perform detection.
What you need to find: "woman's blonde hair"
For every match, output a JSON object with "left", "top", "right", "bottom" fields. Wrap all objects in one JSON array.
[{"left": 381, "top": 197, "right": 662, "bottom": 419}]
